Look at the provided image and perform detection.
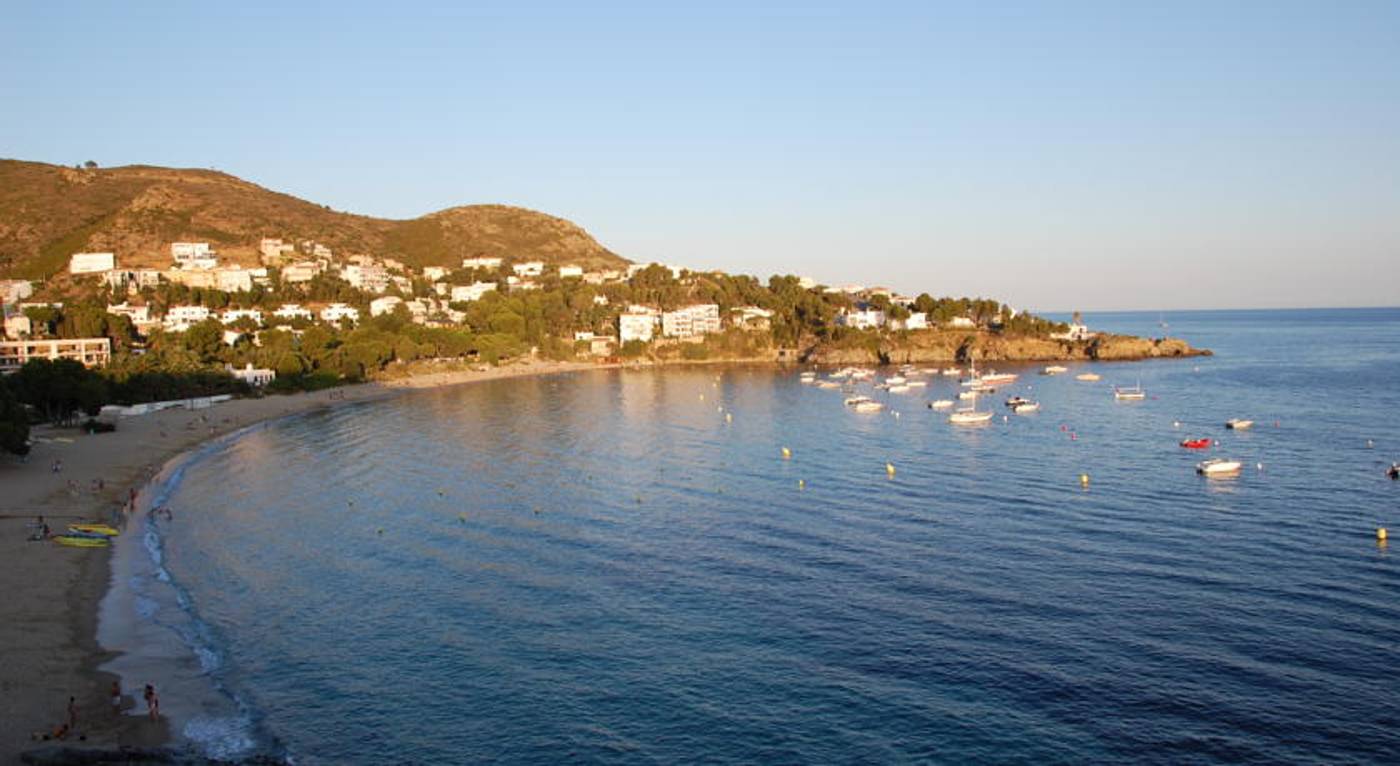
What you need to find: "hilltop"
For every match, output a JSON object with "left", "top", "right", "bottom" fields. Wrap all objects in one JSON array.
[{"left": 0, "top": 159, "right": 627, "bottom": 278}]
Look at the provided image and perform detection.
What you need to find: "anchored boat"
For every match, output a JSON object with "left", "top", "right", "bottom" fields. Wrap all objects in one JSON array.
[{"left": 1197, "top": 458, "right": 1243, "bottom": 476}]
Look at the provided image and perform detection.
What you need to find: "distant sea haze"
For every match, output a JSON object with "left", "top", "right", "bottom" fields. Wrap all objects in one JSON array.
[{"left": 108, "top": 308, "right": 1400, "bottom": 764}]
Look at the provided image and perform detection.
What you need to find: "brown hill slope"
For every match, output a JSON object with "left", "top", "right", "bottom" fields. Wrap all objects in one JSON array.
[{"left": 0, "top": 159, "right": 627, "bottom": 278}]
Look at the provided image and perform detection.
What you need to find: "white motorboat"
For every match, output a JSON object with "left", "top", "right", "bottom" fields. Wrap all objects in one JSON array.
[
  {"left": 817, "top": 381, "right": 841, "bottom": 390},
  {"left": 885, "top": 376, "right": 907, "bottom": 385},
  {"left": 1004, "top": 396, "right": 1030, "bottom": 408},
  {"left": 1075, "top": 372, "right": 1101, "bottom": 381},
  {"left": 1041, "top": 365, "right": 1068, "bottom": 375},
  {"left": 958, "top": 390, "right": 978, "bottom": 401},
  {"left": 906, "top": 380, "right": 927, "bottom": 388},
  {"left": 980, "top": 371, "right": 1018, "bottom": 385},
  {"left": 928, "top": 399, "right": 954, "bottom": 409},
  {"left": 1197, "top": 458, "right": 1243, "bottom": 476},
  {"left": 854, "top": 400, "right": 885, "bottom": 413},
  {"left": 942, "top": 367, "right": 962, "bottom": 376},
  {"left": 1012, "top": 401, "right": 1040, "bottom": 414},
  {"left": 888, "top": 385, "right": 912, "bottom": 393},
  {"left": 1225, "top": 419, "right": 1254, "bottom": 430}
]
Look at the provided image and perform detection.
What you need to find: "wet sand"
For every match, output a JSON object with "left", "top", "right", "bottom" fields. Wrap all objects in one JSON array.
[{"left": 0, "top": 359, "right": 603, "bottom": 763}]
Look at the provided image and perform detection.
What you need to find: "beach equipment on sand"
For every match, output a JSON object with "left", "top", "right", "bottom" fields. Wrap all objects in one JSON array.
[
  {"left": 68, "top": 523, "right": 119, "bottom": 537},
  {"left": 53, "top": 535, "right": 110, "bottom": 548}
]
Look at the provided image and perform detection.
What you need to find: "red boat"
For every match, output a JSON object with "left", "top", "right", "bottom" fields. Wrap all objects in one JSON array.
[{"left": 1180, "top": 438, "right": 1212, "bottom": 449}]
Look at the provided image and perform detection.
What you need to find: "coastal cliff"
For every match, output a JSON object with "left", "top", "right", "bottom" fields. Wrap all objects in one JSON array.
[{"left": 801, "top": 331, "right": 1209, "bottom": 365}]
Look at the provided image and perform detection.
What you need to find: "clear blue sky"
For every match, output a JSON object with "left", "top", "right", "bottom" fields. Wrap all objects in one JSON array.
[{"left": 3, "top": 1, "right": 1397, "bottom": 311}]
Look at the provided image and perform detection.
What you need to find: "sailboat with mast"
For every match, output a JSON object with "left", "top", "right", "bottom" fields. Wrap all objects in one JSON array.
[{"left": 949, "top": 390, "right": 994, "bottom": 425}]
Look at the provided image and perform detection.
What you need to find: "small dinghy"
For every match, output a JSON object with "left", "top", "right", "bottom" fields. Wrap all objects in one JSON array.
[
  {"left": 1179, "top": 438, "right": 1212, "bottom": 449},
  {"left": 1197, "top": 458, "right": 1243, "bottom": 476}
]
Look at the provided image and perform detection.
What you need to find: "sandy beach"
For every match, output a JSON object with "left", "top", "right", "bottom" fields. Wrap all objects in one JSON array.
[{"left": 0, "top": 358, "right": 603, "bottom": 764}]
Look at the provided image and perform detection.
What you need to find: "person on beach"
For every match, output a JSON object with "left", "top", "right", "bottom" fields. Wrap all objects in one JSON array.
[{"left": 144, "top": 684, "right": 158, "bottom": 720}]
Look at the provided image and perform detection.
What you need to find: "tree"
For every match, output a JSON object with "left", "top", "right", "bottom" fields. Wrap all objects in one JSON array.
[
  {"left": 8, "top": 359, "right": 108, "bottom": 425},
  {"left": 182, "top": 319, "right": 227, "bottom": 363},
  {"left": 0, "top": 383, "right": 30, "bottom": 455},
  {"left": 83, "top": 160, "right": 98, "bottom": 169}
]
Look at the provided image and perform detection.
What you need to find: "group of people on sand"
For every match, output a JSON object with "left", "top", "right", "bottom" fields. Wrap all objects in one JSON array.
[{"left": 33, "top": 682, "right": 160, "bottom": 742}]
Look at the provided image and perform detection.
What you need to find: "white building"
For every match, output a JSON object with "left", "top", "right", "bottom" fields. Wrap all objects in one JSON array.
[
  {"left": 0, "top": 279, "right": 34, "bottom": 305},
  {"left": 370, "top": 296, "right": 405, "bottom": 317},
  {"left": 4, "top": 314, "right": 32, "bottom": 340},
  {"left": 280, "top": 261, "right": 322, "bottom": 283},
  {"left": 0, "top": 338, "right": 111, "bottom": 372},
  {"left": 162, "top": 305, "right": 212, "bottom": 332},
  {"left": 69, "top": 252, "right": 115, "bottom": 275},
  {"left": 106, "top": 303, "right": 151, "bottom": 324},
  {"left": 1050, "top": 322, "right": 1094, "bottom": 341},
  {"left": 797, "top": 276, "right": 817, "bottom": 289},
  {"left": 573, "top": 331, "right": 595, "bottom": 341},
  {"left": 945, "top": 317, "right": 976, "bottom": 329},
  {"left": 837, "top": 309, "right": 886, "bottom": 330},
  {"left": 731, "top": 306, "right": 774, "bottom": 330},
  {"left": 461, "top": 257, "right": 503, "bottom": 271},
  {"left": 272, "top": 304, "right": 314, "bottom": 321},
  {"left": 171, "top": 243, "right": 217, "bottom": 269},
  {"left": 618, "top": 312, "right": 658, "bottom": 343},
  {"left": 229, "top": 363, "right": 276, "bottom": 387},
  {"left": 341, "top": 263, "right": 389, "bottom": 293},
  {"left": 893, "top": 312, "right": 930, "bottom": 331},
  {"left": 450, "top": 282, "right": 497, "bottom": 303},
  {"left": 216, "top": 268, "right": 255, "bottom": 293},
  {"left": 221, "top": 308, "right": 263, "bottom": 325},
  {"left": 592, "top": 294, "right": 610, "bottom": 306},
  {"left": 558, "top": 265, "right": 584, "bottom": 278},
  {"left": 662, "top": 304, "right": 722, "bottom": 339},
  {"left": 512, "top": 261, "right": 545, "bottom": 277},
  {"left": 422, "top": 266, "right": 450, "bottom": 281},
  {"left": 590, "top": 335, "right": 618, "bottom": 356},
  {"left": 319, "top": 303, "right": 360, "bottom": 324},
  {"left": 171, "top": 242, "right": 212, "bottom": 261},
  {"left": 259, "top": 238, "right": 296, "bottom": 262}
]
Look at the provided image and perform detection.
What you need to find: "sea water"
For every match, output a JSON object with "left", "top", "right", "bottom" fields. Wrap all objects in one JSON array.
[{"left": 102, "top": 308, "right": 1400, "bottom": 764}]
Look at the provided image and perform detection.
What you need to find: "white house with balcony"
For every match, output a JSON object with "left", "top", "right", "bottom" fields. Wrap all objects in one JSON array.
[
  {"left": 512, "top": 261, "right": 545, "bottom": 277},
  {"left": 461, "top": 257, "right": 503, "bottom": 270},
  {"left": 319, "top": 303, "right": 360, "bottom": 324},
  {"left": 422, "top": 266, "right": 450, "bottom": 281},
  {"left": 892, "top": 312, "right": 931, "bottom": 331},
  {"left": 618, "top": 312, "right": 658, "bottom": 343},
  {"left": 273, "top": 304, "right": 313, "bottom": 321},
  {"left": 945, "top": 316, "right": 976, "bottom": 329},
  {"left": 558, "top": 265, "right": 584, "bottom": 278},
  {"left": 163, "top": 305, "right": 211, "bottom": 332},
  {"left": 662, "top": 304, "right": 722, "bottom": 339},
  {"left": 837, "top": 309, "right": 886, "bottom": 330},
  {"left": 229, "top": 363, "right": 276, "bottom": 387},
  {"left": 341, "top": 263, "right": 389, "bottom": 293}
]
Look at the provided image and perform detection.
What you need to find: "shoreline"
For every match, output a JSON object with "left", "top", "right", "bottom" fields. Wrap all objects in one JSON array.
[{"left": 0, "top": 358, "right": 603, "bottom": 764}]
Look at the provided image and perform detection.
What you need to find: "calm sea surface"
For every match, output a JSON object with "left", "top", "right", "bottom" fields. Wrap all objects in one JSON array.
[{"left": 102, "top": 308, "right": 1400, "bottom": 764}]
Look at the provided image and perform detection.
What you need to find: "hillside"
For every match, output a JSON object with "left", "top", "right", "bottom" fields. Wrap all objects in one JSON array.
[{"left": 0, "top": 159, "right": 627, "bottom": 278}]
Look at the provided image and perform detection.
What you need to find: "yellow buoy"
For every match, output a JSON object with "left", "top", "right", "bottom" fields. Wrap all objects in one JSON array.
[
  {"left": 798, "top": 479, "right": 805, "bottom": 490},
  {"left": 1379, "top": 527, "right": 1388, "bottom": 542},
  {"left": 1080, "top": 473, "right": 1090, "bottom": 486},
  {"left": 725, "top": 413, "right": 732, "bottom": 424},
  {"left": 781, "top": 447, "right": 792, "bottom": 460},
  {"left": 886, "top": 462, "right": 896, "bottom": 477}
]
